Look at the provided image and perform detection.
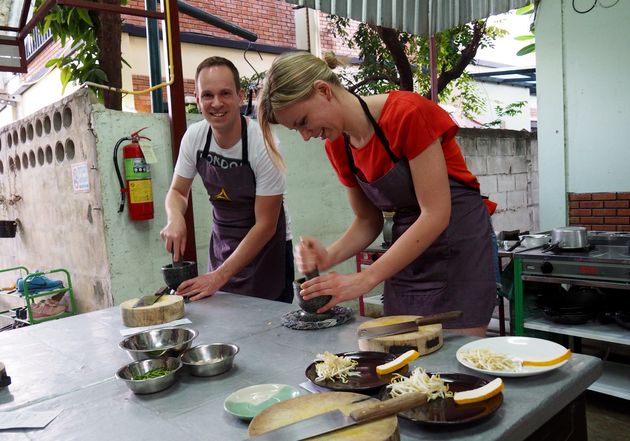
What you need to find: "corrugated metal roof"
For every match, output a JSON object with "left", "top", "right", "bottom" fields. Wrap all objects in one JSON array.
[{"left": 286, "top": 0, "right": 531, "bottom": 35}]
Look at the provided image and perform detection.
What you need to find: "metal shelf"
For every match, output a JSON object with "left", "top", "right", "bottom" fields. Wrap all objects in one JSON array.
[
  {"left": 525, "top": 317, "right": 630, "bottom": 345},
  {"left": 521, "top": 274, "right": 630, "bottom": 290},
  {"left": 587, "top": 361, "right": 630, "bottom": 400}
]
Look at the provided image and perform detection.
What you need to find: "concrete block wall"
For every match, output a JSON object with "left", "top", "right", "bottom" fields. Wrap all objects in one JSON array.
[
  {"left": 457, "top": 128, "right": 539, "bottom": 234},
  {"left": 0, "top": 89, "right": 112, "bottom": 312}
]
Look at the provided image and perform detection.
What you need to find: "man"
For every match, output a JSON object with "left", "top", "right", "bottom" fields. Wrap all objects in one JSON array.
[{"left": 160, "top": 57, "right": 293, "bottom": 303}]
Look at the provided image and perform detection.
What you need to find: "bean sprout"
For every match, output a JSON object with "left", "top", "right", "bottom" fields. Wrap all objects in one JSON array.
[
  {"left": 388, "top": 367, "right": 453, "bottom": 402},
  {"left": 459, "top": 348, "right": 519, "bottom": 372},
  {"left": 314, "top": 352, "right": 360, "bottom": 383}
]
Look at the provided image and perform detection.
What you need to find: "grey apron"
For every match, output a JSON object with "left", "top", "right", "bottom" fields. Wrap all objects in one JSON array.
[
  {"left": 196, "top": 116, "right": 287, "bottom": 300},
  {"left": 344, "top": 96, "right": 496, "bottom": 328}
]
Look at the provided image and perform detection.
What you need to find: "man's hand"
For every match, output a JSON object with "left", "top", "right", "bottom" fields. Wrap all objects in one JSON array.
[{"left": 160, "top": 215, "right": 187, "bottom": 260}]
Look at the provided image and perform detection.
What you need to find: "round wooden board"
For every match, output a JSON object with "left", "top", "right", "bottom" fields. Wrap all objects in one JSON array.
[
  {"left": 248, "top": 391, "right": 399, "bottom": 441},
  {"left": 357, "top": 315, "right": 443, "bottom": 356},
  {"left": 120, "top": 295, "right": 184, "bottom": 327}
]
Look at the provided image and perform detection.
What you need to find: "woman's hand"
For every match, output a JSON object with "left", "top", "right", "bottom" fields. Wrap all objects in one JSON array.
[
  {"left": 299, "top": 271, "right": 378, "bottom": 313},
  {"left": 175, "top": 271, "right": 229, "bottom": 302},
  {"left": 295, "top": 236, "right": 331, "bottom": 274}
]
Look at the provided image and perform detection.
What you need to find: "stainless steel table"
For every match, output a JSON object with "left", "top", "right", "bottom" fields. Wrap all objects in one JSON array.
[{"left": 0, "top": 292, "right": 602, "bottom": 441}]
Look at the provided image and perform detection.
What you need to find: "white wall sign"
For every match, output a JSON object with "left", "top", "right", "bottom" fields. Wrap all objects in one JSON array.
[{"left": 72, "top": 162, "right": 90, "bottom": 193}]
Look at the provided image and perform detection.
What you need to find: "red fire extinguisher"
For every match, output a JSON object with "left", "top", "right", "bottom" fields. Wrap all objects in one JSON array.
[{"left": 114, "top": 127, "right": 154, "bottom": 221}]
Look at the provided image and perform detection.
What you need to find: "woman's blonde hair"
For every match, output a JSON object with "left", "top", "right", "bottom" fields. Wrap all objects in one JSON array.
[{"left": 257, "top": 51, "right": 344, "bottom": 168}]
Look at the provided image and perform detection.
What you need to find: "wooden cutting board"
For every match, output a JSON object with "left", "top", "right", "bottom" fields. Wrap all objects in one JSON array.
[
  {"left": 357, "top": 315, "right": 443, "bottom": 356},
  {"left": 120, "top": 295, "right": 184, "bottom": 327},
  {"left": 248, "top": 392, "right": 399, "bottom": 440}
]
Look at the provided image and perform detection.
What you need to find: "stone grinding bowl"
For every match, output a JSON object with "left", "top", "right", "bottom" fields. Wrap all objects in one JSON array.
[
  {"left": 180, "top": 343, "right": 239, "bottom": 377},
  {"left": 293, "top": 277, "right": 332, "bottom": 314},
  {"left": 116, "top": 356, "right": 182, "bottom": 394},
  {"left": 119, "top": 327, "right": 198, "bottom": 361},
  {"left": 161, "top": 261, "right": 198, "bottom": 291}
]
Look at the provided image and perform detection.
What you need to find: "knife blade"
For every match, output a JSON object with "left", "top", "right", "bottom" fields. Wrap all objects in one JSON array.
[
  {"left": 357, "top": 310, "right": 463, "bottom": 339},
  {"left": 132, "top": 286, "right": 172, "bottom": 308},
  {"left": 245, "top": 391, "right": 428, "bottom": 441}
]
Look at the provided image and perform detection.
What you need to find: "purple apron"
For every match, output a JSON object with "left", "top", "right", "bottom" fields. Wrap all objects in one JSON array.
[
  {"left": 196, "top": 116, "right": 286, "bottom": 300},
  {"left": 344, "top": 97, "right": 496, "bottom": 328}
]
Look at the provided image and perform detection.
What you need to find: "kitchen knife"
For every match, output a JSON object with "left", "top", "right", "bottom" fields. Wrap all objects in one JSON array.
[
  {"left": 132, "top": 286, "right": 172, "bottom": 308},
  {"left": 245, "top": 391, "right": 428, "bottom": 441},
  {"left": 357, "top": 310, "right": 463, "bottom": 339}
]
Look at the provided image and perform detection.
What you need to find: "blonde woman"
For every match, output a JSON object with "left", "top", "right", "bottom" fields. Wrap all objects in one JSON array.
[{"left": 258, "top": 51, "right": 497, "bottom": 336}]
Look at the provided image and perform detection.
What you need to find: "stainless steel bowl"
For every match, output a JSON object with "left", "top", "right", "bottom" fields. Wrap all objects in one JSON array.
[
  {"left": 116, "top": 356, "right": 182, "bottom": 394},
  {"left": 119, "top": 327, "right": 198, "bottom": 361},
  {"left": 180, "top": 343, "right": 239, "bottom": 377}
]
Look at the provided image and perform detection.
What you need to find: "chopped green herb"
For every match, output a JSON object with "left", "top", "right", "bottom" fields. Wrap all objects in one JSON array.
[{"left": 132, "top": 367, "right": 171, "bottom": 381}]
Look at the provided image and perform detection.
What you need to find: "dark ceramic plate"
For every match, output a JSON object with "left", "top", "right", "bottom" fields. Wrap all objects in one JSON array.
[
  {"left": 379, "top": 372, "right": 503, "bottom": 425},
  {"left": 305, "top": 351, "right": 408, "bottom": 392}
]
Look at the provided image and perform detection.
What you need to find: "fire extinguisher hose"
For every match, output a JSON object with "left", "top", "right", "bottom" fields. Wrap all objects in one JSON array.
[{"left": 113, "top": 136, "right": 132, "bottom": 213}]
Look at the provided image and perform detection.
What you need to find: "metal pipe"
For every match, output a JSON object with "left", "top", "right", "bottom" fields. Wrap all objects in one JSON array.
[
  {"left": 145, "top": 0, "right": 164, "bottom": 113},
  {"left": 177, "top": 0, "right": 257, "bottom": 42}
]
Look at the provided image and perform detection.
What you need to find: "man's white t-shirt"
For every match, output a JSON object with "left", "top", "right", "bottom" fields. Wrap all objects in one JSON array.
[{"left": 174, "top": 118, "right": 292, "bottom": 241}]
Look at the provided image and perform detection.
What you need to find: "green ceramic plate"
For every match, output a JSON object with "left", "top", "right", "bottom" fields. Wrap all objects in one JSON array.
[{"left": 223, "top": 384, "right": 301, "bottom": 420}]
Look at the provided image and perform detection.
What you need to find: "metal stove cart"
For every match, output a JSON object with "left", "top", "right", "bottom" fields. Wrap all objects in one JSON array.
[{"left": 512, "top": 231, "right": 630, "bottom": 400}]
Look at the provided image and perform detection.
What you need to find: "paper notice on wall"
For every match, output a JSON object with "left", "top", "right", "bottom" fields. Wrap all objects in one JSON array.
[{"left": 71, "top": 162, "right": 90, "bottom": 193}]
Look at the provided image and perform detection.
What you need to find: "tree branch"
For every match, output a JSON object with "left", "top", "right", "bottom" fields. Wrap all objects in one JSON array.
[
  {"left": 374, "top": 25, "right": 415, "bottom": 91},
  {"left": 431, "top": 21, "right": 486, "bottom": 97}
]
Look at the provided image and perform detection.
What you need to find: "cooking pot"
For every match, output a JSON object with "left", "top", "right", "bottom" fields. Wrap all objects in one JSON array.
[
  {"left": 520, "top": 234, "right": 550, "bottom": 249},
  {"left": 0, "top": 220, "right": 17, "bottom": 238},
  {"left": 546, "top": 226, "right": 589, "bottom": 251}
]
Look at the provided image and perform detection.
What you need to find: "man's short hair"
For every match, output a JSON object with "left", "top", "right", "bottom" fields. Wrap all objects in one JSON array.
[{"left": 195, "top": 57, "right": 240, "bottom": 92}]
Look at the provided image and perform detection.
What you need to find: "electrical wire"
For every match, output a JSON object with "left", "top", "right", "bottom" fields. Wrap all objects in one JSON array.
[
  {"left": 599, "top": 0, "right": 620, "bottom": 7},
  {"left": 572, "top": 0, "right": 597, "bottom": 14},
  {"left": 84, "top": 0, "right": 175, "bottom": 96}
]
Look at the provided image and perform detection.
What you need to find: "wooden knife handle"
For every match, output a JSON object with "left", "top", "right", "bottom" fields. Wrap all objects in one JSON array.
[
  {"left": 349, "top": 392, "right": 428, "bottom": 422},
  {"left": 414, "top": 310, "right": 463, "bottom": 326}
]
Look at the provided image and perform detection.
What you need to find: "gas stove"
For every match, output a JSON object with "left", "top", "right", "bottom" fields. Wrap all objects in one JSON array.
[{"left": 516, "top": 231, "right": 630, "bottom": 284}]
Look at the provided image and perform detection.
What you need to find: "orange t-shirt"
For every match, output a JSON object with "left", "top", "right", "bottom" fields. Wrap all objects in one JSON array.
[{"left": 325, "top": 91, "right": 480, "bottom": 191}]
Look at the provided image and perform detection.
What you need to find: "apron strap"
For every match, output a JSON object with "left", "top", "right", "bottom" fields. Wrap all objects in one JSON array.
[
  {"left": 344, "top": 94, "right": 398, "bottom": 175},
  {"left": 197, "top": 117, "right": 249, "bottom": 164},
  {"left": 198, "top": 123, "right": 213, "bottom": 160},
  {"left": 240, "top": 115, "right": 249, "bottom": 166}
]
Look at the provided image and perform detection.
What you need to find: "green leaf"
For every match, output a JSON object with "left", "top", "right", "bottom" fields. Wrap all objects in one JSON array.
[
  {"left": 77, "top": 8, "right": 93, "bottom": 26},
  {"left": 516, "top": 43, "right": 536, "bottom": 56},
  {"left": 60, "top": 67, "right": 71, "bottom": 92},
  {"left": 516, "top": 4, "right": 534, "bottom": 15},
  {"left": 45, "top": 57, "right": 61, "bottom": 68},
  {"left": 514, "top": 34, "right": 535, "bottom": 41}
]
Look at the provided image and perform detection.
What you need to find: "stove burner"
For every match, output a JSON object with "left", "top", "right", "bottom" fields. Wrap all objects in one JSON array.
[{"left": 542, "top": 244, "right": 594, "bottom": 254}]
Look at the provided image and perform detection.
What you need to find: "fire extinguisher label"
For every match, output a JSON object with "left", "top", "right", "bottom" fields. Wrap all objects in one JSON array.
[
  {"left": 129, "top": 179, "right": 153, "bottom": 204},
  {"left": 124, "top": 157, "right": 151, "bottom": 180}
]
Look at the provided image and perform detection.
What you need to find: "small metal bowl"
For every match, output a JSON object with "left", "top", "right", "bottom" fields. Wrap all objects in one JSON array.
[
  {"left": 116, "top": 357, "right": 182, "bottom": 394},
  {"left": 119, "top": 327, "right": 198, "bottom": 361},
  {"left": 180, "top": 343, "right": 239, "bottom": 377}
]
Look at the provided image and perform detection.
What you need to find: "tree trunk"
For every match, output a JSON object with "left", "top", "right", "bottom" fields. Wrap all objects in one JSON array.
[
  {"left": 375, "top": 26, "right": 414, "bottom": 91},
  {"left": 96, "top": 0, "right": 123, "bottom": 110}
]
